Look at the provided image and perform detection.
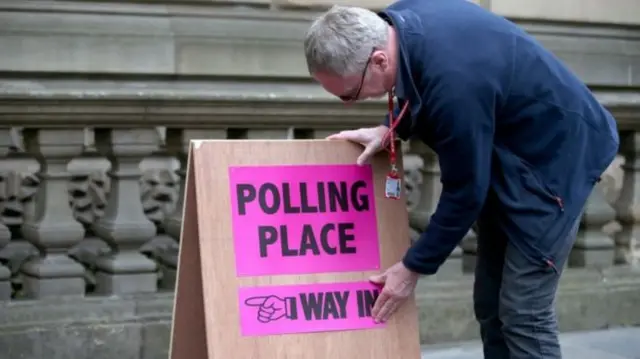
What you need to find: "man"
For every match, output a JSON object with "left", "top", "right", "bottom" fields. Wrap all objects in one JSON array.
[{"left": 303, "top": 1, "right": 620, "bottom": 358}]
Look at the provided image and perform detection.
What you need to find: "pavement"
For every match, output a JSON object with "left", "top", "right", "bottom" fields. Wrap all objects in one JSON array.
[{"left": 421, "top": 327, "right": 640, "bottom": 359}]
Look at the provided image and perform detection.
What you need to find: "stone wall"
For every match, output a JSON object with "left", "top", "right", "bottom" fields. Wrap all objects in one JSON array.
[{"left": 1, "top": 0, "right": 639, "bottom": 85}]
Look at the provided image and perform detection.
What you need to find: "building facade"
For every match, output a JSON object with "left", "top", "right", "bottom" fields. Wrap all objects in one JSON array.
[{"left": 0, "top": 0, "right": 639, "bottom": 358}]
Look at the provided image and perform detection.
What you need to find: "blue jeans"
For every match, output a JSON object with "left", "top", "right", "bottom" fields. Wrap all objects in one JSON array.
[{"left": 473, "top": 211, "right": 580, "bottom": 359}]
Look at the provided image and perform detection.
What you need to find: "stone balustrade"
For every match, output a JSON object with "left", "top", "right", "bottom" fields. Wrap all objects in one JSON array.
[
  {"left": 1, "top": 1, "right": 640, "bottom": 358},
  {"left": 0, "top": 78, "right": 637, "bottom": 300}
]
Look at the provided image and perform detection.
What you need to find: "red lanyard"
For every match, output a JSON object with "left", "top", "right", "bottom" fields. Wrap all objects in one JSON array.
[
  {"left": 382, "top": 91, "right": 410, "bottom": 175},
  {"left": 382, "top": 90, "right": 409, "bottom": 199}
]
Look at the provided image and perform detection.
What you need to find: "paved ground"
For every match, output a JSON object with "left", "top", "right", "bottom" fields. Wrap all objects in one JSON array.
[{"left": 421, "top": 327, "right": 640, "bottom": 359}]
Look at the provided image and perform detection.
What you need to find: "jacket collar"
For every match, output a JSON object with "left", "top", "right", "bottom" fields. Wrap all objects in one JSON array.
[{"left": 377, "top": 8, "right": 424, "bottom": 123}]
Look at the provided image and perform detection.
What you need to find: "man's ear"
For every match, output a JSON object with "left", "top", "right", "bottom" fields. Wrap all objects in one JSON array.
[{"left": 371, "top": 50, "right": 390, "bottom": 72}]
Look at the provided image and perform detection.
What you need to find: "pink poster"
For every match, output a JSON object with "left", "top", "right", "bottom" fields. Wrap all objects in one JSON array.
[
  {"left": 228, "top": 164, "right": 381, "bottom": 277},
  {"left": 237, "top": 281, "right": 385, "bottom": 336}
]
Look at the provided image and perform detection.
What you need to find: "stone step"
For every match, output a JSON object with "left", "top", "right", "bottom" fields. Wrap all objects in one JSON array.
[{"left": 420, "top": 327, "right": 640, "bottom": 359}]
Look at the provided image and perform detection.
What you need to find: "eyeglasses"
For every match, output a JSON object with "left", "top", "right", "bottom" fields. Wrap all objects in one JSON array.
[{"left": 339, "top": 49, "right": 375, "bottom": 102}]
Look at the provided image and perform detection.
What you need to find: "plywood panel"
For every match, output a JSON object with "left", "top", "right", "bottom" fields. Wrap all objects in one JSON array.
[{"left": 171, "top": 139, "right": 421, "bottom": 359}]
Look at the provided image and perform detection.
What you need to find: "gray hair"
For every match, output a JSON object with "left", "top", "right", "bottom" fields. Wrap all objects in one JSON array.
[{"left": 304, "top": 5, "right": 389, "bottom": 77}]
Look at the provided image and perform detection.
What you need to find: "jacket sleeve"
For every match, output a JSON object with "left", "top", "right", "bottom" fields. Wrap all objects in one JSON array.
[
  {"left": 402, "top": 73, "right": 496, "bottom": 275},
  {"left": 382, "top": 99, "right": 413, "bottom": 141}
]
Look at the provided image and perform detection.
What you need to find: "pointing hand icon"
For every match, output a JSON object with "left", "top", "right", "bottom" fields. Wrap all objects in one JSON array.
[{"left": 244, "top": 295, "right": 297, "bottom": 323}]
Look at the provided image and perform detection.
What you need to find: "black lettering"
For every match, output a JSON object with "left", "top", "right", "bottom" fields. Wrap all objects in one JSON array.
[
  {"left": 300, "top": 292, "right": 324, "bottom": 321},
  {"left": 319, "top": 223, "right": 337, "bottom": 255},
  {"left": 279, "top": 225, "right": 298, "bottom": 257},
  {"left": 261, "top": 223, "right": 360, "bottom": 258},
  {"left": 282, "top": 183, "right": 301, "bottom": 214},
  {"left": 316, "top": 182, "right": 327, "bottom": 212},
  {"left": 363, "top": 289, "right": 379, "bottom": 318},
  {"left": 258, "top": 183, "right": 280, "bottom": 215},
  {"left": 299, "top": 224, "right": 320, "bottom": 256},
  {"left": 299, "top": 291, "right": 349, "bottom": 321},
  {"left": 338, "top": 223, "right": 356, "bottom": 254},
  {"left": 322, "top": 292, "right": 340, "bottom": 320},
  {"left": 334, "top": 291, "right": 349, "bottom": 319},
  {"left": 356, "top": 289, "right": 379, "bottom": 318},
  {"left": 299, "top": 183, "right": 318, "bottom": 213},
  {"left": 258, "top": 226, "right": 278, "bottom": 257},
  {"left": 351, "top": 180, "right": 370, "bottom": 211},
  {"left": 286, "top": 297, "right": 298, "bottom": 320},
  {"left": 296, "top": 223, "right": 358, "bottom": 257},
  {"left": 236, "top": 184, "right": 256, "bottom": 215},
  {"left": 327, "top": 181, "right": 349, "bottom": 212},
  {"left": 244, "top": 180, "right": 370, "bottom": 215}
]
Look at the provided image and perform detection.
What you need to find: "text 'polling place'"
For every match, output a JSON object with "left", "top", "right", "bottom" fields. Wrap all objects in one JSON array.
[{"left": 228, "top": 164, "right": 381, "bottom": 277}]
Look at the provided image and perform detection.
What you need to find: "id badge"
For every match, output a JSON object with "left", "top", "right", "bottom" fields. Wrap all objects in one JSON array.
[{"left": 385, "top": 175, "right": 402, "bottom": 199}]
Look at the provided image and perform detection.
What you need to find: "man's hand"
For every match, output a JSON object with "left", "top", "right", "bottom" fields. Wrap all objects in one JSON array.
[
  {"left": 369, "top": 261, "right": 420, "bottom": 323},
  {"left": 327, "top": 125, "right": 389, "bottom": 165}
]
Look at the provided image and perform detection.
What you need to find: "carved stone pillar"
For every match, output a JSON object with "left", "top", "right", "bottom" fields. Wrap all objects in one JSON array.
[
  {"left": 20, "top": 129, "right": 86, "bottom": 298},
  {"left": 570, "top": 183, "right": 616, "bottom": 268},
  {"left": 313, "top": 128, "right": 348, "bottom": 139},
  {"left": 614, "top": 131, "right": 640, "bottom": 265},
  {"left": 161, "top": 129, "right": 225, "bottom": 289},
  {"left": 246, "top": 129, "right": 290, "bottom": 139},
  {"left": 0, "top": 128, "right": 13, "bottom": 299},
  {"left": 93, "top": 128, "right": 158, "bottom": 294}
]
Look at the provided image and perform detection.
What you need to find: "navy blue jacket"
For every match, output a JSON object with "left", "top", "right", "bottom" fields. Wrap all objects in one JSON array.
[{"left": 379, "top": 0, "right": 620, "bottom": 275}]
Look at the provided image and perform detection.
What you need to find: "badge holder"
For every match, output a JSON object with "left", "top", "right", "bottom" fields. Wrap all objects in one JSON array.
[
  {"left": 385, "top": 164, "right": 402, "bottom": 200},
  {"left": 383, "top": 91, "right": 409, "bottom": 200}
]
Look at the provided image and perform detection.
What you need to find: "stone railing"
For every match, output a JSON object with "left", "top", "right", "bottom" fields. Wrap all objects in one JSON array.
[
  {"left": 1, "top": 1, "right": 640, "bottom": 358},
  {"left": 0, "top": 79, "right": 638, "bottom": 300}
]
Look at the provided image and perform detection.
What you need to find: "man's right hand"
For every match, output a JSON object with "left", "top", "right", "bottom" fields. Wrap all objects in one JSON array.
[{"left": 327, "top": 125, "right": 389, "bottom": 165}]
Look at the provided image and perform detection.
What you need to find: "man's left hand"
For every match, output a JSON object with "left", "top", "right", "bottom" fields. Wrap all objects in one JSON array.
[{"left": 369, "top": 261, "right": 420, "bottom": 323}]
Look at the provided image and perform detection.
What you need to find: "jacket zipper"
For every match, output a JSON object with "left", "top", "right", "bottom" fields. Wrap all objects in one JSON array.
[{"left": 554, "top": 196, "right": 564, "bottom": 212}]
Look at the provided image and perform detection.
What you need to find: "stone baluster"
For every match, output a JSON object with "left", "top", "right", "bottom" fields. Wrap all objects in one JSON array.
[
  {"left": 246, "top": 128, "right": 291, "bottom": 139},
  {"left": 0, "top": 128, "right": 13, "bottom": 299},
  {"left": 614, "top": 131, "right": 640, "bottom": 265},
  {"left": 313, "top": 129, "right": 346, "bottom": 139},
  {"left": 569, "top": 182, "right": 616, "bottom": 268},
  {"left": 19, "top": 129, "right": 86, "bottom": 298},
  {"left": 161, "top": 128, "right": 225, "bottom": 289},
  {"left": 92, "top": 128, "right": 158, "bottom": 294}
]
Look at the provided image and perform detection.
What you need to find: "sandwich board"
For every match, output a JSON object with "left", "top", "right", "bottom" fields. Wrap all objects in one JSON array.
[{"left": 169, "top": 139, "right": 421, "bottom": 359}]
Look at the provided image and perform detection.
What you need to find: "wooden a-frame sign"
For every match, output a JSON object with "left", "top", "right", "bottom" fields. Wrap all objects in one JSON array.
[{"left": 169, "top": 139, "right": 421, "bottom": 359}]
